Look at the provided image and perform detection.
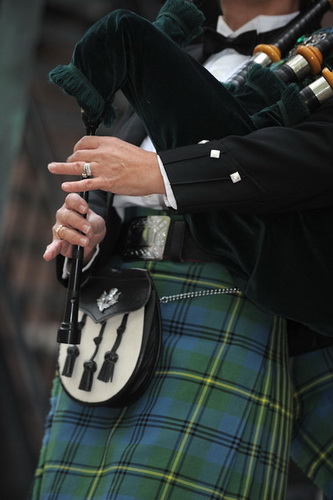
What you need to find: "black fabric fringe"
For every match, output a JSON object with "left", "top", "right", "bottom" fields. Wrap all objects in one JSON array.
[
  {"left": 252, "top": 82, "right": 309, "bottom": 128},
  {"left": 155, "top": 0, "right": 205, "bottom": 45},
  {"left": 49, "top": 63, "right": 116, "bottom": 127}
]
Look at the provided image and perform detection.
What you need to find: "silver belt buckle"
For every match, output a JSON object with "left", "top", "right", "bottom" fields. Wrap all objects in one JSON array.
[{"left": 123, "top": 216, "right": 171, "bottom": 260}]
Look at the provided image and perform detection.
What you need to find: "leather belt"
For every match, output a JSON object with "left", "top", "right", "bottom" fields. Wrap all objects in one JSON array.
[{"left": 119, "top": 215, "right": 213, "bottom": 262}]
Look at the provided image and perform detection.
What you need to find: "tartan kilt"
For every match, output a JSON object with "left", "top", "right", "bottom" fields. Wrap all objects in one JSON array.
[
  {"left": 291, "top": 345, "right": 333, "bottom": 498},
  {"left": 32, "top": 259, "right": 294, "bottom": 500}
]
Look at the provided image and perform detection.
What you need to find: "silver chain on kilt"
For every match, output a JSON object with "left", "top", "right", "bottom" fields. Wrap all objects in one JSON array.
[{"left": 159, "top": 287, "right": 242, "bottom": 304}]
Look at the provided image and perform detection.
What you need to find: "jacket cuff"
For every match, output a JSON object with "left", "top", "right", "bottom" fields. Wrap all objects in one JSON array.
[{"left": 159, "top": 141, "right": 263, "bottom": 213}]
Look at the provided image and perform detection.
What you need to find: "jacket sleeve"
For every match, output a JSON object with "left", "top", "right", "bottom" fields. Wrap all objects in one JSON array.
[{"left": 160, "top": 99, "right": 333, "bottom": 214}]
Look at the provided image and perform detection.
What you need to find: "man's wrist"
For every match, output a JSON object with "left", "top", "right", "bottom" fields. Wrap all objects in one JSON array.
[{"left": 62, "top": 244, "right": 100, "bottom": 279}]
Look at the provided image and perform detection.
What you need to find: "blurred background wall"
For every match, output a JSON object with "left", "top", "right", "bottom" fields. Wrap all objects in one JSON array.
[{"left": 0, "top": 1, "right": 331, "bottom": 499}]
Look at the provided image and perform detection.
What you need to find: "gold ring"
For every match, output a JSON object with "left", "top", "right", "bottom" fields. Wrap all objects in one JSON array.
[
  {"left": 82, "top": 162, "right": 92, "bottom": 178},
  {"left": 55, "top": 224, "right": 64, "bottom": 239}
]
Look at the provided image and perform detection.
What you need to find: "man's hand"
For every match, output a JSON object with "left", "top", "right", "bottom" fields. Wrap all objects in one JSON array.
[
  {"left": 43, "top": 193, "right": 106, "bottom": 264},
  {"left": 48, "top": 136, "right": 165, "bottom": 196}
]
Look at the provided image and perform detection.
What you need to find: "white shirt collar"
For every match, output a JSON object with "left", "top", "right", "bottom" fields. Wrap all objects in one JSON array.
[{"left": 216, "top": 12, "right": 300, "bottom": 37}]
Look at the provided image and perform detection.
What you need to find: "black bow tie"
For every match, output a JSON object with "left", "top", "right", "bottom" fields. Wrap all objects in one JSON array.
[{"left": 202, "top": 26, "right": 286, "bottom": 57}]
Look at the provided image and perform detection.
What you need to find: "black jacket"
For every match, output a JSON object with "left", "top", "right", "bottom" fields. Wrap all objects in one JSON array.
[{"left": 60, "top": 42, "right": 333, "bottom": 340}]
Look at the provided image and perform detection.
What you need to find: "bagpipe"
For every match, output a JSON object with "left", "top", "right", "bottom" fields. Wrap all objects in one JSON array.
[
  {"left": 49, "top": 0, "right": 333, "bottom": 135},
  {"left": 50, "top": 0, "right": 333, "bottom": 403}
]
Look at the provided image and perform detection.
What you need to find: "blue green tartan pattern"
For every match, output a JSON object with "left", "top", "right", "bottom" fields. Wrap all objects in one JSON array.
[
  {"left": 32, "top": 260, "right": 299, "bottom": 499},
  {"left": 291, "top": 346, "right": 333, "bottom": 498}
]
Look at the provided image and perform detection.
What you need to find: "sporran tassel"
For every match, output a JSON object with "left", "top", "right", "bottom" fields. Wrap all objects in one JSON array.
[
  {"left": 97, "top": 313, "right": 129, "bottom": 383},
  {"left": 97, "top": 351, "right": 119, "bottom": 383},
  {"left": 62, "top": 345, "right": 80, "bottom": 377},
  {"left": 79, "top": 360, "right": 97, "bottom": 392}
]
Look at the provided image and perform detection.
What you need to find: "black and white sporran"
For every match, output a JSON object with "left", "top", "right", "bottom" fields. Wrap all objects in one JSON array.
[{"left": 58, "top": 267, "right": 161, "bottom": 407}]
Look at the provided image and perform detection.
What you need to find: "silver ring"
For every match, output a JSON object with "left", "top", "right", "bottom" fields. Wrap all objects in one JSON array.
[
  {"left": 55, "top": 224, "right": 64, "bottom": 240},
  {"left": 82, "top": 162, "right": 92, "bottom": 178}
]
